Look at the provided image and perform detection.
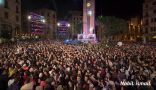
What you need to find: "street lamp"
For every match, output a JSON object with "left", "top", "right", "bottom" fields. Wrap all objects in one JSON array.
[
  {"left": 42, "top": 19, "right": 46, "bottom": 23},
  {"left": 57, "top": 23, "right": 60, "bottom": 27},
  {"left": 67, "top": 23, "right": 70, "bottom": 27},
  {"left": 27, "top": 15, "right": 31, "bottom": 20}
]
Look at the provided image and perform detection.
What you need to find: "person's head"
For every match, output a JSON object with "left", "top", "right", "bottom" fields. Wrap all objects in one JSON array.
[
  {"left": 85, "top": 76, "right": 88, "bottom": 82},
  {"left": 77, "top": 76, "right": 81, "bottom": 83}
]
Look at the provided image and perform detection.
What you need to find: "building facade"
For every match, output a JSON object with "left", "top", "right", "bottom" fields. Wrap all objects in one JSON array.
[
  {"left": 96, "top": 17, "right": 143, "bottom": 42},
  {"left": 57, "top": 20, "right": 70, "bottom": 40},
  {"left": 0, "top": 0, "right": 21, "bottom": 39},
  {"left": 36, "top": 9, "right": 57, "bottom": 39},
  {"left": 114, "top": 17, "right": 143, "bottom": 42},
  {"left": 143, "top": 0, "right": 156, "bottom": 43},
  {"left": 21, "top": 12, "right": 46, "bottom": 39},
  {"left": 21, "top": 9, "right": 57, "bottom": 39},
  {"left": 127, "top": 17, "right": 143, "bottom": 42},
  {"left": 69, "top": 11, "right": 82, "bottom": 39}
]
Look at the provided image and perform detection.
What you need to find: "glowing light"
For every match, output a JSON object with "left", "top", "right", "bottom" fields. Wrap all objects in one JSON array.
[
  {"left": 42, "top": 19, "right": 46, "bottom": 23},
  {"left": 66, "top": 39, "right": 69, "bottom": 42},
  {"left": 57, "top": 23, "right": 60, "bottom": 26},
  {"left": 35, "top": 36, "right": 39, "bottom": 39},
  {"left": 87, "top": 2, "right": 91, "bottom": 7},
  {"left": 87, "top": 10, "right": 92, "bottom": 16},
  {"left": 153, "top": 36, "right": 156, "bottom": 39},
  {"left": 67, "top": 23, "right": 70, "bottom": 27},
  {"left": 27, "top": 16, "right": 31, "bottom": 20},
  {"left": 90, "top": 27, "right": 93, "bottom": 33}
]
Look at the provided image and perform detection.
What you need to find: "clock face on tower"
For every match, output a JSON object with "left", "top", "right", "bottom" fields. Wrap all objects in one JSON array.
[{"left": 87, "top": 2, "right": 91, "bottom": 7}]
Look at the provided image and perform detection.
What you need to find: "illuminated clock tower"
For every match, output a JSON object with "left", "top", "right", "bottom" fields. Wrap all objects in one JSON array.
[
  {"left": 78, "top": 0, "right": 96, "bottom": 42},
  {"left": 83, "top": 0, "right": 95, "bottom": 35}
]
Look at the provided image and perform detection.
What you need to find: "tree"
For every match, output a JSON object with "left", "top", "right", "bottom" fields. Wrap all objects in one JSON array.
[
  {"left": 76, "top": 21, "right": 83, "bottom": 34},
  {"left": 97, "top": 16, "right": 128, "bottom": 38}
]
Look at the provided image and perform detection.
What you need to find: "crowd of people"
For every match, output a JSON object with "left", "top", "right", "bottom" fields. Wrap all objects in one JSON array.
[{"left": 0, "top": 40, "right": 156, "bottom": 90}]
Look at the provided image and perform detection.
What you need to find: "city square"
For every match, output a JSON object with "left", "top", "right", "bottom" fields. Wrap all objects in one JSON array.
[{"left": 0, "top": 0, "right": 156, "bottom": 90}]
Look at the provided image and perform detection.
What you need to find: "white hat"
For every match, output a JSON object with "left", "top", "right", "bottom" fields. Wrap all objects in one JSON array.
[
  {"left": 8, "top": 79, "right": 15, "bottom": 86},
  {"left": 39, "top": 73, "right": 43, "bottom": 78},
  {"left": 23, "top": 64, "right": 26, "bottom": 67}
]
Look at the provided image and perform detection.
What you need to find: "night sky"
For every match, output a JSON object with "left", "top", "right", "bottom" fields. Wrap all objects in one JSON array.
[{"left": 22, "top": 0, "right": 143, "bottom": 19}]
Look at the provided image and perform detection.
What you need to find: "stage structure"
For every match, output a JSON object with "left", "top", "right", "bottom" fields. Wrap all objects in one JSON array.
[
  {"left": 57, "top": 21, "right": 70, "bottom": 40},
  {"left": 28, "top": 12, "right": 46, "bottom": 35},
  {"left": 78, "top": 0, "right": 96, "bottom": 42}
]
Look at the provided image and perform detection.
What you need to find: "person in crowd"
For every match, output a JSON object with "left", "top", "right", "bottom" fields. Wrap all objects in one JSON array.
[{"left": 0, "top": 40, "right": 155, "bottom": 90}]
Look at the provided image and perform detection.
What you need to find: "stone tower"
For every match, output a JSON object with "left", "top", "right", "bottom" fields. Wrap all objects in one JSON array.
[
  {"left": 78, "top": 0, "right": 96, "bottom": 42},
  {"left": 83, "top": 0, "right": 95, "bottom": 35}
]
